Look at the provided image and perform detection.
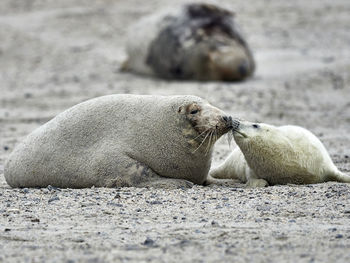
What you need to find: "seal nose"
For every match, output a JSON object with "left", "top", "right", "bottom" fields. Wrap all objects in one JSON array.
[
  {"left": 232, "top": 119, "right": 240, "bottom": 130},
  {"left": 223, "top": 116, "right": 234, "bottom": 129},
  {"left": 238, "top": 60, "right": 252, "bottom": 78}
]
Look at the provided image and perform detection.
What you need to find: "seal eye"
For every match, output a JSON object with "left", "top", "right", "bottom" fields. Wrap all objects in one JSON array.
[
  {"left": 190, "top": 109, "right": 199, "bottom": 115},
  {"left": 252, "top": 124, "right": 259, "bottom": 129}
]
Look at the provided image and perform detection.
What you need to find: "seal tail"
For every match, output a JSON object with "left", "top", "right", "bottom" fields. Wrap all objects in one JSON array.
[{"left": 326, "top": 170, "right": 350, "bottom": 183}]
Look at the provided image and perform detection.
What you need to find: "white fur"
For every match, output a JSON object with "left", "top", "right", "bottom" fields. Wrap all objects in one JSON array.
[{"left": 211, "top": 121, "right": 349, "bottom": 187}]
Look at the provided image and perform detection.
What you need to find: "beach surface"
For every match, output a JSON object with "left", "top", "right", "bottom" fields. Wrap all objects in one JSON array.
[{"left": 1, "top": 0, "right": 350, "bottom": 262}]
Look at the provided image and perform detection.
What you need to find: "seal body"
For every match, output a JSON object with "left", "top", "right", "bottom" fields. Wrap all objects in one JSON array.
[
  {"left": 211, "top": 120, "right": 350, "bottom": 187},
  {"left": 5, "top": 94, "right": 232, "bottom": 188},
  {"left": 123, "top": 3, "right": 255, "bottom": 81}
]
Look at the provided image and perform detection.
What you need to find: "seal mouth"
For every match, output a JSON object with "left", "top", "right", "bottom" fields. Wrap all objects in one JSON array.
[
  {"left": 221, "top": 116, "right": 235, "bottom": 134},
  {"left": 232, "top": 129, "right": 248, "bottom": 138},
  {"left": 231, "top": 119, "right": 248, "bottom": 138}
]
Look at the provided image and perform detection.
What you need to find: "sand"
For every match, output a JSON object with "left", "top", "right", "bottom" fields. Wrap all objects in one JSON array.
[{"left": 0, "top": 0, "right": 349, "bottom": 262}]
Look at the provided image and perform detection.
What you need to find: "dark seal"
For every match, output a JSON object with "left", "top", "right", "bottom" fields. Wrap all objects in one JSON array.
[{"left": 145, "top": 3, "right": 255, "bottom": 81}]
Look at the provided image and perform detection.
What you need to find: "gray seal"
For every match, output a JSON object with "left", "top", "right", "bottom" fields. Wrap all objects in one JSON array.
[
  {"left": 5, "top": 94, "right": 233, "bottom": 188},
  {"left": 123, "top": 3, "right": 255, "bottom": 81},
  {"left": 211, "top": 120, "right": 350, "bottom": 187}
]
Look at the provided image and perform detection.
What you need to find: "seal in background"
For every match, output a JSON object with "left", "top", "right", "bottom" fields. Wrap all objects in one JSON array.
[{"left": 123, "top": 3, "right": 255, "bottom": 81}]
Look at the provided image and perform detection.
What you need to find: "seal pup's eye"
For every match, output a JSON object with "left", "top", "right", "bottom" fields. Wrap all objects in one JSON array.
[
  {"left": 190, "top": 109, "right": 199, "bottom": 115},
  {"left": 252, "top": 124, "right": 259, "bottom": 129}
]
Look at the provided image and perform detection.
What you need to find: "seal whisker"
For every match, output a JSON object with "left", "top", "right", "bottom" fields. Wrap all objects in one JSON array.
[
  {"left": 210, "top": 130, "right": 217, "bottom": 153},
  {"left": 214, "top": 130, "right": 218, "bottom": 149},
  {"left": 227, "top": 132, "right": 233, "bottom": 148},
  {"left": 193, "top": 129, "right": 211, "bottom": 141},
  {"left": 192, "top": 129, "right": 211, "bottom": 154},
  {"left": 214, "top": 130, "right": 218, "bottom": 148},
  {"left": 205, "top": 130, "right": 214, "bottom": 155},
  {"left": 195, "top": 124, "right": 216, "bottom": 130}
]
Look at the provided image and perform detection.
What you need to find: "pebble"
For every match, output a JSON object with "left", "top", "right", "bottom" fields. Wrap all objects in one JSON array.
[
  {"left": 149, "top": 200, "right": 162, "bottom": 205},
  {"left": 107, "top": 202, "right": 123, "bottom": 207},
  {"left": 211, "top": 220, "right": 219, "bottom": 226},
  {"left": 21, "top": 188, "right": 29, "bottom": 194},
  {"left": 143, "top": 237, "right": 155, "bottom": 247},
  {"left": 48, "top": 196, "right": 60, "bottom": 203}
]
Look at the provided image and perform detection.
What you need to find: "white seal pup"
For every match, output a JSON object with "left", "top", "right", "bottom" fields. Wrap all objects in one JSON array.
[
  {"left": 5, "top": 94, "right": 234, "bottom": 189},
  {"left": 210, "top": 120, "right": 350, "bottom": 187},
  {"left": 122, "top": 3, "right": 255, "bottom": 81}
]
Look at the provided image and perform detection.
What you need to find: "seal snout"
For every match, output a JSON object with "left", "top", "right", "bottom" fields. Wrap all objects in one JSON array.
[
  {"left": 231, "top": 119, "right": 247, "bottom": 138},
  {"left": 231, "top": 118, "right": 240, "bottom": 130},
  {"left": 222, "top": 115, "right": 232, "bottom": 123},
  {"left": 222, "top": 115, "right": 233, "bottom": 129},
  {"left": 238, "top": 61, "right": 249, "bottom": 77}
]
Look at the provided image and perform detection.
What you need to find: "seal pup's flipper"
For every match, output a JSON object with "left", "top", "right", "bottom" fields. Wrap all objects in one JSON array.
[{"left": 326, "top": 170, "right": 350, "bottom": 183}]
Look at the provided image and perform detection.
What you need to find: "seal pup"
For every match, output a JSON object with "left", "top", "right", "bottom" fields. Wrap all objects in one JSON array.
[
  {"left": 210, "top": 120, "right": 350, "bottom": 187},
  {"left": 122, "top": 3, "right": 255, "bottom": 81},
  {"left": 5, "top": 94, "right": 233, "bottom": 189}
]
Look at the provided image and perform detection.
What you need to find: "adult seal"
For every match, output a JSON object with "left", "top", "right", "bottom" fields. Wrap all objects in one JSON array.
[
  {"left": 5, "top": 94, "right": 233, "bottom": 189},
  {"left": 122, "top": 3, "right": 255, "bottom": 81},
  {"left": 210, "top": 120, "right": 350, "bottom": 187}
]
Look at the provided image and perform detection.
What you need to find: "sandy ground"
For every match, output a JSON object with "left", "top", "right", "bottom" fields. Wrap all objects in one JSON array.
[{"left": 1, "top": 0, "right": 350, "bottom": 262}]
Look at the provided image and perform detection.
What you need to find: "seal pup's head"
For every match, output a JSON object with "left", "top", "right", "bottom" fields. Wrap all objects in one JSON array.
[
  {"left": 231, "top": 119, "right": 285, "bottom": 151},
  {"left": 177, "top": 97, "right": 233, "bottom": 153},
  {"left": 231, "top": 119, "right": 296, "bottom": 173}
]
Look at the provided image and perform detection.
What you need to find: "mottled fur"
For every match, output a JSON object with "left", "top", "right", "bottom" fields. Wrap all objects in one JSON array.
[
  {"left": 211, "top": 121, "right": 350, "bottom": 187},
  {"left": 123, "top": 3, "right": 255, "bottom": 81},
  {"left": 5, "top": 94, "right": 232, "bottom": 188}
]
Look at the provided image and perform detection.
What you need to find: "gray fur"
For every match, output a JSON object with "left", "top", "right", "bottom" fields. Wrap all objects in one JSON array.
[
  {"left": 4, "top": 94, "right": 229, "bottom": 189},
  {"left": 125, "top": 3, "right": 255, "bottom": 81}
]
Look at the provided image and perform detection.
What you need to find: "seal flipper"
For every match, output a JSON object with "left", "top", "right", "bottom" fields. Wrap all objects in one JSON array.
[
  {"left": 102, "top": 154, "right": 193, "bottom": 189},
  {"left": 326, "top": 170, "right": 350, "bottom": 183},
  {"left": 245, "top": 169, "right": 269, "bottom": 188}
]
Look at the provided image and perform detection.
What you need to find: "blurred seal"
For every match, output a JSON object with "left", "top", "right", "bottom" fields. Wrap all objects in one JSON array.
[
  {"left": 122, "top": 3, "right": 255, "bottom": 81},
  {"left": 211, "top": 120, "right": 350, "bottom": 187},
  {"left": 5, "top": 94, "right": 233, "bottom": 189}
]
